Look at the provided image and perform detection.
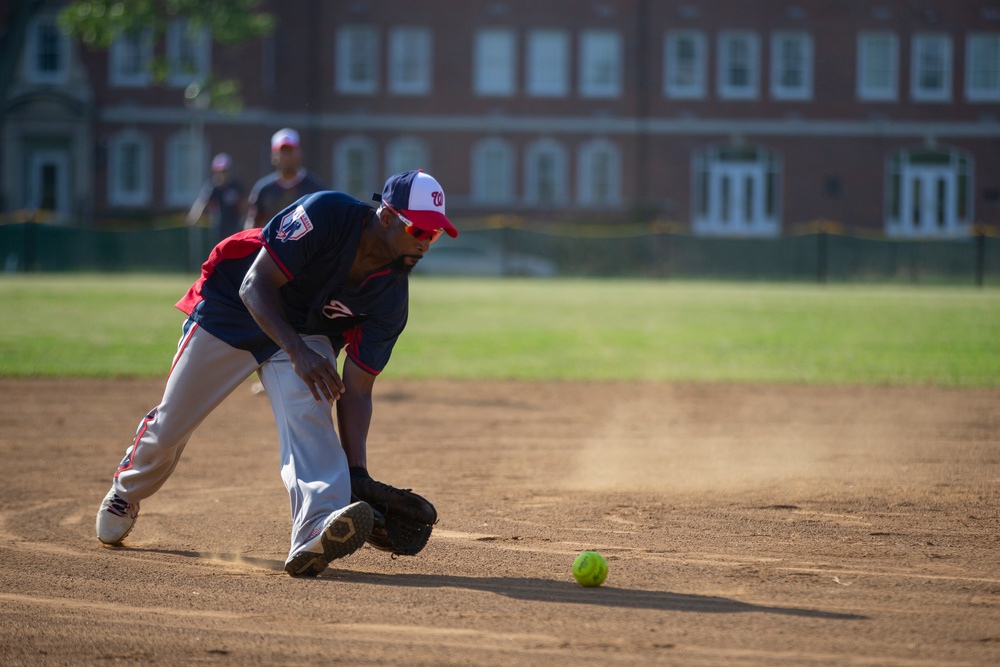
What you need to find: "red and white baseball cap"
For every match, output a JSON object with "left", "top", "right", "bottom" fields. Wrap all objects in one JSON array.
[
  {"left": 374, "top": 169, "right": 458, "bottom": 238},
  {"left": 271, "top": 128, "right": 300, "bottom": 152}
]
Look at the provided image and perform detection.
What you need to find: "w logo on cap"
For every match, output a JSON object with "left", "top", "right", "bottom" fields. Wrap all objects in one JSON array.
[{"left": 431, "top": 191, "right": 443, "bottom": 207}]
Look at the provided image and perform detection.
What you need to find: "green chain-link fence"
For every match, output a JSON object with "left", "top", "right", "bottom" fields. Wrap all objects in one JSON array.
[{"left": 1, "top": 222, "right": 997, "bottom": 285}]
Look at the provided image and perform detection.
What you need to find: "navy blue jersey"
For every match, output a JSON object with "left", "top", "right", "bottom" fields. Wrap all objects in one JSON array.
[{"left": 177, "top": 192, "right": 408, "bottom": 373}]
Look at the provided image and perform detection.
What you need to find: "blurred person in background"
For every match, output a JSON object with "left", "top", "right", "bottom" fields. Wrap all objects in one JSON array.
[
  {"left": 245, "top": 128, "right": 325, "bottom": 230},
  {"left": 187, "top": 153, "right": 245, "bottom": 244}
]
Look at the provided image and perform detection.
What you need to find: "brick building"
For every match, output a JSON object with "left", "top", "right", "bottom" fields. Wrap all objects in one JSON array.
[{"left": 3, "top": 0, "right": 999, "bottom": 237}]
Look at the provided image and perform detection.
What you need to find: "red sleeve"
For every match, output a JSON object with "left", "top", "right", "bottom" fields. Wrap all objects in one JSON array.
[{"left": 175, "top": 230, "right": 264, "bottom": 314}]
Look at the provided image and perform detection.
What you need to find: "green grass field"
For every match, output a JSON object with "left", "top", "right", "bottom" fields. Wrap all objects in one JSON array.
[{"left": 1, "top": 274, "right": 997, "bottom": 386}]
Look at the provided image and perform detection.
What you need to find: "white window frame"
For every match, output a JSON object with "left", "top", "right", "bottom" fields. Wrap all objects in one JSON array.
[
  {"left": 166, "top": 19, "right": 211, "bottom": 87},
  {"left": 966, "top": 33, "right": 1000, "bottom": 102},
  {"left": 24, "top": 14, "right": 70, "bottom": 84},
  {"left": 333, "top": 136, "right": 378, "bottom": 201},
  {"left": 717, "top": 31, "right": 760, "bottom": 100},
  {"left": 336, "top": 25, "right": 379, "bottom": 94},
  {"left": 474, "top": 29, "right": 517, "bottom": 96},
  {"left": 524, "top": 139, "right": 568, "bottom": 206},
  {"left": 471, "top": 138, "right": 515, "bottom": 204},
  {"left": 857, "top": 32, "right": 899, "bottom": 101},
  {"left": 911, "top": 33, "right": 952, "bottom": 102},
  {"left": 576, "top": 140, "right": 621, "bottom": 207},
  {"left": 527, "top": 29, "right": 569, "bottom": 97},
  {"left": 165, "top": 131, "right": 204, "bottom": 207},
  {"left": 579, "top": 30, "right": 622, "bottom": 98},
  {"left": 771, "top": 32, "right": 813, "bottom": 101},
  {"left": 107, "top": 130, "right": 152, "bottom": 207},
  {"left": 385, "top": 137, "right": 428, "bottom": 176},
  {"left": 389, "top": 27, "right": 431, "bottom": 95},
  {"left": 109, "top": 29, "right": 153, "bottom": 87},
  {"left": 664, "top": 30, "right": 707, "bottom": 99}
]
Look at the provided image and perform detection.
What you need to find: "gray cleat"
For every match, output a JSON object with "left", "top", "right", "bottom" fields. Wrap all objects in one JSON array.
[{"left": 284, "top": 502, "right": 374, "bottom": 577}]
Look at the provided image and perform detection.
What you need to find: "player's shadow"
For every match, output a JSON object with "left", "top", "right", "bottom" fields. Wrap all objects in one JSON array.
[
  {"left": 350, "top": 572, "right": 866, "bottom": 620},
  {"left": 123, "top": 549, "right": 863, "bottom": 620}
]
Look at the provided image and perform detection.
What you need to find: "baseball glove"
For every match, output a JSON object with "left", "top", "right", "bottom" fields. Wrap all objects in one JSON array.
[{"left": 349, "top": 466, "right": 437, "bottom": 556}]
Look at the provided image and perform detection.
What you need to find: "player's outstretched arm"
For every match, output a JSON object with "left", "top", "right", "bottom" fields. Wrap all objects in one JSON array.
[{"left": 337, "top": 357, "right": 376, "bottom": 469}]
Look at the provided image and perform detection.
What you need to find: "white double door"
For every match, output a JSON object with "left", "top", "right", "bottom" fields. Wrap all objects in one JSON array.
[
  {"left": 697, "top": 160, "right": 779, "bottom": 236},
  {"left": 709, "top": 163, "right": 765, "bottom": 230},
  {"left": 899, "top": 165, "right": 958, "bottom": 234}
]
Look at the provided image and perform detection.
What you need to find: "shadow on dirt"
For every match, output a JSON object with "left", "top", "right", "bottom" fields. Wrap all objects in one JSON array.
[
  {"left": 351, "top": 572, "right": 866, "bottom": 620},
  {"left": 123, "top": 548, "right": 863, "bottom": 620}
]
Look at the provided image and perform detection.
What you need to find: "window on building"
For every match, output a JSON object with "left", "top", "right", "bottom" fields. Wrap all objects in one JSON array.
[
  {"left": 337, "top": 25, "right": 379, "bottom": 94},
  {"left": 386, "top": 137, "right": 428, "bottom": 176},
  {"left": 527, "top": 30, "right": 569, "bottom": 97},
  {"left": 693, "top": 146, "right": 781, "bottom": 237},
  {"left": 771, "top": 32, "right": 813, "bottom": 100},
  {"left": 911, "top": 34, "right": 952, "bottom": 102},
  {"left": 389, "top": 27, "right": 431, "bottom": 95},
  {"left": 472, "top": 138, "right": 515, "bottom": 204},
  {"left": 166, "top": 19, "right": 211, "bottom": 87},
  {"left": 717, "top": 32, "right": 760, "bottom": 100},
  {"left": 165, "top": 132, "right": 204, "bottom": 207},
  {"left": 966, "top": 33, "right": 1000, "bottom": 101},
  {"left": 885, "top": 148, "right": 972, "bottom": 238},
  {"left": 576, "top": 140, "right": 621, "bottom": 206},
  {"left": 110, "top": 30, "right": 152, "bottom": 87},
  {"left": 333, "top": 136, "right": 377, "bottom": 201},
  {"left": 524, "top": 140, "right": 568, "bottom": 206},
  {"left": 664, "top": 31, "right": 706, "bottom": 99},
  {"left": 475, "top": 29, "right": 517, "bottom": 96},
  {"left": 108, "top": 131, "right": 151, "bottom": 207},
  {"left": 579, "top": 30, "right": 621, "bottom": 98},
  {"left": 25, "top": 15, "right": 69, "bottom": 84},
  {"left": 857, "top": 32, "right": 899, "bottom": 101}
]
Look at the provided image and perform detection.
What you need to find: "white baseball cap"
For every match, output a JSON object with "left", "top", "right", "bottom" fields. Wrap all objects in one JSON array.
[{"left": 271, "top": 128, "right": 300, "bottom": 152}]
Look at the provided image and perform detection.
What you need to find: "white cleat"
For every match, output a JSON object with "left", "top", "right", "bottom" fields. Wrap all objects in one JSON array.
[
  {"left": 284, "top": 502, "right": 374, "bottom": 577},
  {"left": 96, "top": 486, "right": 140, "bottom": 545}
]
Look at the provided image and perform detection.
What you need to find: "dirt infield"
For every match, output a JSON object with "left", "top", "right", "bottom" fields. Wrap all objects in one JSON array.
[{"left": 1, "top": 377, "right": 998, "bottom": 666}]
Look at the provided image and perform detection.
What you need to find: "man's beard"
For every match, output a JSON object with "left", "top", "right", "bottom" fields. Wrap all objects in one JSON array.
[{"left": 390, "top": 255, "right": 417, "bottom": 276}]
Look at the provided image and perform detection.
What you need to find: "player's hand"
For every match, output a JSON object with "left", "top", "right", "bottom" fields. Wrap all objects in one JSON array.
[{"left": 290, "top": 346, "right": 346, "bottom": 403}]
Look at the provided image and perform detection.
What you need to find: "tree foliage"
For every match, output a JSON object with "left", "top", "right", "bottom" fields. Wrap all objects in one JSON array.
[
  {"left": 59, "top": 0, "right": 273, "bottom": 46},
  {"left": 58, "top": 0, "right": 274, "bottom": 111}
]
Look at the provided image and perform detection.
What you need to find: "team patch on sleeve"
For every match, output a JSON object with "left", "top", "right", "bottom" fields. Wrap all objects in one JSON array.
[{"left": 276, "top": 205, "right": 314, "bottom": 242}]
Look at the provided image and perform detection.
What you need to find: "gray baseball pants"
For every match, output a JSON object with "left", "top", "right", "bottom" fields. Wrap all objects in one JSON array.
[{"left": 111, "top": 318, "right": 351, "bottom": 558}]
